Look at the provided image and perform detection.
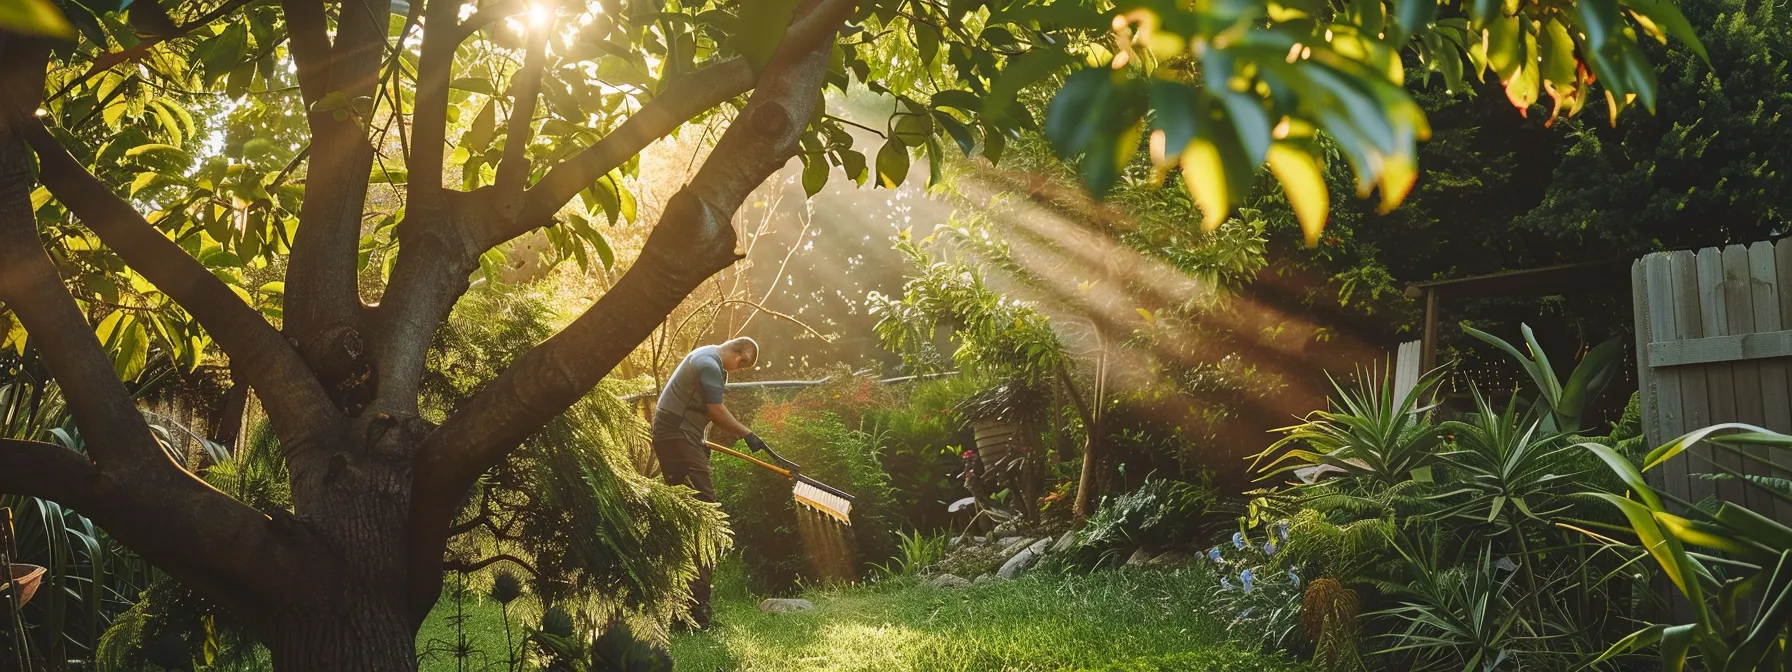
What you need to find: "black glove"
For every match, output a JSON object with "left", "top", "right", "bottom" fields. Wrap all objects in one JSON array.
[{"left": 744, "top": 433, "right": 770, "bottom": 455}]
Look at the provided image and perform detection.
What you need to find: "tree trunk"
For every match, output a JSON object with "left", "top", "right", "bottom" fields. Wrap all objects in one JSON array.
[{"left": 265, "top": 602, "right": 418, "bottom": 672}]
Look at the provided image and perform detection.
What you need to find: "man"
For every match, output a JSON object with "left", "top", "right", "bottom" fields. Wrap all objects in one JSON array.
[{"left": 652, "top": 336, "right": 768, "bottom": 628}]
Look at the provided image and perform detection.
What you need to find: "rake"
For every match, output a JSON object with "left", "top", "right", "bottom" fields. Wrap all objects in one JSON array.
[{"left": 706, "top": 440, "right": 856, "bottom": 524}]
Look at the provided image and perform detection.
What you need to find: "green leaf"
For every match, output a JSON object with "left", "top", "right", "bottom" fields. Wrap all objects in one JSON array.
[
  {"left": 466, "top": 99, "right": 496, "bottom": 152},
  {"left": 915, "top": 22, "right": 940, "bottom": 65},
  {"left": 931, "top": 89, "right": 982, "bottom": 114},
  {"left": 984, "top": 47, "right": 1076, "bottom": 127},
  {"left": 801, "top": 154, "right": 828, "bottom": 197},
  {"left": 1149, "top": 80, "right": 1200, "bottom": 159},
  {"left": 935, "top": 112, "right": 978, "bottom": 155},
  {"left": 1045, "top": 68, "right": 1147, "bottom": 195},
  {"left": 726, "top": 0, "right": 801, "bottom": 73},
  {"left": 200, "top": 23, "right": 248, "bottom": 84},
  {"left": 0, "top": 0, "right": 75, "bottom": 37},
  {"left": 839, "top": 149, "right": 868, "bottom": 185},
  {"left": 1622, "top": 0, "right": 1709, "bottom": 63},
  {"left": 1388, "top": 0, "right": 1437, "bottom": 43},
  {"left": 876, "top": 138, "right": 910, "bottom": 188}
]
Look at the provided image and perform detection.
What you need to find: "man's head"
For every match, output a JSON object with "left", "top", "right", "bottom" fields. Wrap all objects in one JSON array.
[{"left": 719, "top": 337, "right": 759, "bottom": 372}]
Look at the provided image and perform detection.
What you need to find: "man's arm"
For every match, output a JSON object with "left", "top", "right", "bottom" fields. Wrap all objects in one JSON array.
[{"left": 706, "top": 403, "right": 754, "bottom": 437}]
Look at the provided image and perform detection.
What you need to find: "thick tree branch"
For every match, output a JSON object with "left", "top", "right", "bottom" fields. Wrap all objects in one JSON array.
[
  {"left": 279, "top": 0, "right": 332, "bottom": 105},
  {"left": 0, "top": 439, "right": 98, "bottom": 507},
  {"left": 402, "top": 0, "right": 851, "bottom": 617},
  {"left": 283, "top": 0, "right": 392, "bottom": 397},
  {"left": 500, "top": 2, "right": 848, "bottom": 248},
  {"left": 372, "top": 4, "right": 849, "bottom": 417},
  {"left": 492, "top": 3, "right": 555, "bottom": 220},
  {"left": 0, "top": 39, "right": 326, "bottom": 626},
  {"left": 21, "top": 121, "right": 345, "bottom": 459},
  {"left": 408, "top": 0, "right": 469, "bottom": 196}
]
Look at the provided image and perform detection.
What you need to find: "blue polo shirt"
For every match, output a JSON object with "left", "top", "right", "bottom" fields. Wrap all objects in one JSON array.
[{"left": 653, "top": 345, "right": 727, "bottom": 444}]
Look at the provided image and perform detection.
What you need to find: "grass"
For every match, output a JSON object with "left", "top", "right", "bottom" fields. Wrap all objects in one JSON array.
[
  {"left": 668, "top": 561, "right": 1308, "bottom": 672},
  {"left": 415, "top": 585, "right": 522, "bottom": 672}
]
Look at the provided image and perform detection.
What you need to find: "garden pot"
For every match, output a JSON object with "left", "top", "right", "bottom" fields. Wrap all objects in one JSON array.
[{"left": 3, "top": 564, "right": 46, "bottom": 607}]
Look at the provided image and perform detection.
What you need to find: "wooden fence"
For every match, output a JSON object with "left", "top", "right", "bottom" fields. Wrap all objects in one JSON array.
[{"left": 1632, "top": 239, "right": 1792, "bottom": 521}]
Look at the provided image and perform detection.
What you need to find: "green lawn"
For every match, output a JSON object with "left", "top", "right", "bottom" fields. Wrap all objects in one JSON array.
[
  {"left": 416, "top": 586, "right": 522, "bottom": 671},
  {"left": 669, "top": 563, "right": 1308, "bottom": 672}
]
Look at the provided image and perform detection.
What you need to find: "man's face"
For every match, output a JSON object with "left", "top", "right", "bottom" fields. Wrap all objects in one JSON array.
[{"left": 722, "top": 351, "right": 753, "bottom": 372}]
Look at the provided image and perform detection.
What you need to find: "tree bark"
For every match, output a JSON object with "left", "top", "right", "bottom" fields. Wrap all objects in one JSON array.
[{"left": 264, "top": 600, "right": 418, "bottom": 672}]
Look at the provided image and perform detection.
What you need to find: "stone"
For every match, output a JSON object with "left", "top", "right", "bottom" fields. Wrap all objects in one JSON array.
[
  {"left": 973, "top": 573, "right": 1007, "bottom": 585},
  {"left": 1124, "top": 547, "right": 1157, "bottom": 568},
  {"left": 758, "top": 598, "right": 815, "bottom": 613},
  {"left": 1049, "top": 530, "right": 1079, "bottom": 554},
  {"left": 1002, "top": 536, "right": 1038, "bottom": 557},
  {"left": 997, "top": 538, "right": 1053, "bottom": 580},
  {"left": 995, "top": 536, "right": 1025, "bottom": 551},
  {"left": 1144, "top": 550, "right": 1195, "bottom": 570},
  {"left": 927, "top": 573, "right": 972, "bottom": 589}
]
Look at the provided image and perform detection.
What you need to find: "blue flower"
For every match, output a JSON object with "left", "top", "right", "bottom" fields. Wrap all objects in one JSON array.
[
  {"left": 1208, "top": 547, "right": 1223, "bottom": 563},
  {"left": 1220, "top": 577, "right": 1233, "bottom": 591},
  {"left": 1238, "top": 606, "right": 1256, "bottom": 620},
  {"left": 1288, "top": 569, "right": 1302, "bottom": 588},
  {"left": 1240, "top": 569, "right": 1255, "bottom": 593},
  {"left": 1232, "top": 531, "right": 1247, "bottom": 550},
  {"left": 1264, "top": 539, "right": 1278, "bottom": 556},
  {"left": 1274, "top": 520, "right": 1291, "bottom": 542}
]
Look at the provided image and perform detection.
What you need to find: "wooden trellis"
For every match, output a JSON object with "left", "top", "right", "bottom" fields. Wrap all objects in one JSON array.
[{"left": 1632, "top": 239, "right": 1792, "bottom": 522}]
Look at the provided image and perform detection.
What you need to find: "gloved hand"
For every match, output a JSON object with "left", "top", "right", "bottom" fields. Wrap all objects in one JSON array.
[{"left": 744, "top": 433, "right": 771, "bottom": 455}]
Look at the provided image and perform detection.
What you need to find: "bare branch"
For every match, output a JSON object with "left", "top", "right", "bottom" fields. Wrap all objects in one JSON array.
[
  {"left": 444, "top": 553, "right": 538, "bottom": 578},
  {"left": 717, "top": 299, "right": 829, "bottom": 341},
  {"left": 403, "top": 0, "right": 852, "bottom": 617},
  {"left": 22, "top": 121, "right": 345, "bottom": 458}
]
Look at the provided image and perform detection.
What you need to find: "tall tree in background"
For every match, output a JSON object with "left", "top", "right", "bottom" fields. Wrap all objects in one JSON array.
[{"left": 0, "top": 0, "right": 1704, "bottom": 667}]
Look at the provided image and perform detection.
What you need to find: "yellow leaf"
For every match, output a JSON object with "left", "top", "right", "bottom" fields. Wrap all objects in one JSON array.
[
  {"left": 1266, "top": 143, "right": 1328, "bottom": 247},
  {"left": 1377, "top": 153, "right": 1418, "bottom": 213},
  {"left": 1179, "top": 138, "right": 1229, "bottom": 232},
  {"left": 1135, "top": 307, "right": 1156, "bottom": 324},
  {"left": 0, "top": 0, "right": 73, "bottom": 38}
]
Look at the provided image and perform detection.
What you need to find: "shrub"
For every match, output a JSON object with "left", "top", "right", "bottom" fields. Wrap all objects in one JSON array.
[
  {"left": 712, "top": 412, "right": 899, "bottom": 593},
  {"left": 1067, "top": 479, "right": 1215, "bottom": 569}
]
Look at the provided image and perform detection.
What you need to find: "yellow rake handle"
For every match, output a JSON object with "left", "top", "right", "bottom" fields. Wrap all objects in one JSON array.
[{"left": 705, "top": 441, "right": 792, "bottom": 479}]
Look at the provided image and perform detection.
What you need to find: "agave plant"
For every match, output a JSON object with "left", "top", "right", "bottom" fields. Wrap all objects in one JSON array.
[
  {"left": 1583, "top": 424, "right": 1792, "bottom": 670},
  {"left": 1371, "top": 536, "right": 1527, "bottom": 672},
  {"left": 1462, "top": 325, "right": 1623, "bottom": 435},
  {"left": 1254, "top": 366, "right": 1445, "bottom": 488},
  {"left": 1436, "top": 386, "right": 1581, "bottom": 531}
]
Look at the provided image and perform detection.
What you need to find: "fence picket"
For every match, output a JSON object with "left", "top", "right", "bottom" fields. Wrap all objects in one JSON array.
[
  {"left": 1747, "top": 242, "right": 1792, "bottom": 523},
  {"left": 1675, "top": 250, "right": 1716, "bottom": 505}
]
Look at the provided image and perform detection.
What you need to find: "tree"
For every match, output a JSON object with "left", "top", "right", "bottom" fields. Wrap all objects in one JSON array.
[{"left": 0, "top": 0, "right": 1702, "bottom": 667}]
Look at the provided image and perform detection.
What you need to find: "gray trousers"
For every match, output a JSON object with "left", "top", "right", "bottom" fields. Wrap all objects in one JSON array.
[{"left": 653, "top": 433, "right": 715, "bottom": 626}]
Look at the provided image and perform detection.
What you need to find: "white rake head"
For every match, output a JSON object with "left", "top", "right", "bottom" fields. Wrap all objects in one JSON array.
[{"left": 793, "top": 480, "right": 853, "bottom": 525}]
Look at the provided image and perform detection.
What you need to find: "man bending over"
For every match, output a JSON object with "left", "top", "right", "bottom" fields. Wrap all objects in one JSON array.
[{"left": 652, "top": 336, "right": 768, "bottom": 628}]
